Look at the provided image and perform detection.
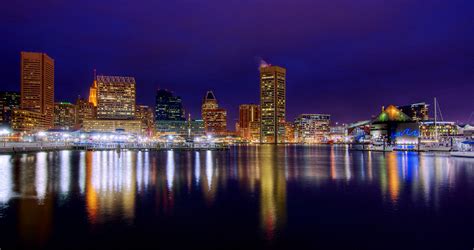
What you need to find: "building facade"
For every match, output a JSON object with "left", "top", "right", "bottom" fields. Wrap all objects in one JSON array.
[
  {"left": 82, "top": 119, "right": 143, "bottom": 134},
  {"left": 96, "top": 75, "right": 136, "bottom": 120},
  {"left": 398, "top": 102, "right": 429, "bottom": 121},
  {"left": 237, "top": 104, "right": 260, "bottom": 141},
  {"left": 155, "top": 89, "right": 187, "bottom": 134},
  {"left": 75, "top": 97, "right": 97, "bottom": 129},
  {"left": 201, "top": 91, "right": 227, "bottom": 134},
  {"left": 420, "top": 121, "right": 457, "bottom": 138},
  {"left": 19, "top": 52, "right": 55, "bottom": 130},
  {"left": 294, "top": 114, "right": 331, "bottom": 143},
  {"left": 155, "top": 89, "right": 185, "bottom": 121},
  {"left": 260, "top": 65, "right": 286, "bottom": 144},
  {"left": 135, "top": 105, "right": 155, "bottom": 136},
  {"left": 0, "top": 91, "right": 20, "bottom": 127},
  {"left": 54, "top": 102, "right": 76, "bottom": 130}
]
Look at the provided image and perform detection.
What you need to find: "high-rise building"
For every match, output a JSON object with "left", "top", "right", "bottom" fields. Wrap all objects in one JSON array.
[
  {"left": 294, "top": 114, "right": 331, "bottom": 143},
  {"left": 201, "top": 91, "right": 227, "bottom": 134},
  {"left": 0, "top": 91, "right": 20, "bottom": 127},
  {"left": 19, "top": 52, "right": 55, "bottom": 129},
  {"left": 398, "top": 102, "right": 429, "bottom": 121},
  {"left": 260, "top": 65, "right": 286, "bottom": 144},
  {"left": 96, "top": 75, "right": 136, "bottom": 120},
  {"left": 88, "top": 69, "right": 98, "bottom": 107},
  {"left": 136, "top": 105, "right": 155, "bottom": 136},
  {"left": 155, "top": 89, "right": 187, "bottom": 134},
  {"left": 155, "top": 89, "right": 185, "bottom": 121},
  {"left": 54, "top": 102, "right": 76, "bottom": 130},
  {"left": 237, "top": 104, "right": 260, "bottom": 141},
  {"left": 75, "top": 97, "right": 96, "bottom": 129}
]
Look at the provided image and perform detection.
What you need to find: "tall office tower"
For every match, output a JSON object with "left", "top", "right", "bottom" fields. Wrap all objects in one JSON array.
[
  {"left": 20, "top": 51, "right": 55, "bottom": 129},
  {"left": 136, "top": 104, "right": 155, "bottom": 135},
  {"left": 96, "top": 75, "right": 136, "bottom": 119},
  {"left": 0, "top": 91, "right": 20, "bottom": 127},
  {"left": 54, "top": 102, "right": 76, "bottom": 130},
  {"left": 260, "top": 65, "right": 286, "bottom": 143},
  {"left": 294, "top": 114, "right": 331, "bottom": 143},
  {"left": 75, "top": 97, "right": 96, "bottom": 128},
  {"left": 88, "top": 69, "right": 98, "bottom": 107},
  {"left": 201, "top": 91, "right": 227, "bottom": 134},
  {"left": 154, "top": 89, "right": 187, "bottom": 134},
  {"left": 238, "top": 104, "right": 260, "bottom": 141},
  {"left": 155, "top": 89, "right": 185, "bottom": 121}
]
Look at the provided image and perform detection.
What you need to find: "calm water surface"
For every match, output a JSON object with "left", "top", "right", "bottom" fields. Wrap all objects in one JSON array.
[{"left": 1, "top": 145, "right": 474, "bottom": 249}]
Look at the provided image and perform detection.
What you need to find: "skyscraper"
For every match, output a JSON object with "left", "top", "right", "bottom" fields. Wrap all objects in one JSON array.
[
  {"left": 75, "top": 97, "right": 96, "bottom": 129},
  {"left": 201, "top": 91, "right": 227, "bottom": 134},
  {"left": 88, "top": 69, "right": 98, "bottom": 107},
  {"left": 0, "top": 91, "right": 20, "bottom": 128},
  {"left": 260, "top": 65, "right": 286, "bottom": 144},
  {"left": 155, "top": 89, "right": 185, "bottom": 121},
  {"left": 237, "top": 104, "right": 260, "bottom": 141},
  {"left": 20, "top": 51, "right": 55, "bottom": 129},
  {"left": 96, "top": 75, "right": 136, "bottom": 120},
  {"left": 155, "top": 89, "right": 187, "bottom": 134},
  {"left": 54, "top": 102, "right": 76, "bottom": 130}
]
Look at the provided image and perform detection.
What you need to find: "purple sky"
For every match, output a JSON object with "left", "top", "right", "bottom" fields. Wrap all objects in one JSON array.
[{"left": 1, "top": 0, "right": 473, "bottom": 126}]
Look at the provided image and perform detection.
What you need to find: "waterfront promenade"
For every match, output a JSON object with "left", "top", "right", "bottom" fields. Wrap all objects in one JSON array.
[{"left": 0, "top": 141, "right": 229, "bottom": 153}]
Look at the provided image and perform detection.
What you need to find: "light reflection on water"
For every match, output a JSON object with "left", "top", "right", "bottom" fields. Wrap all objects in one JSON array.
[{"left": 0, "top": 145, "right": 474, "bottom": 248}]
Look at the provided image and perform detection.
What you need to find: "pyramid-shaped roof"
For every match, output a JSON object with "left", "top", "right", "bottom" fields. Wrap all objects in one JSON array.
[
  {"left": 374, "top": 105, "right": 411, "bottom": 123},
  {"left": 205, "top": 91, "right": 216, "bottom": 100}
]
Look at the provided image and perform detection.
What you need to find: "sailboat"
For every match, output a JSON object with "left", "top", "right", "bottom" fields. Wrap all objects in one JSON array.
[
  {"left": 420, "top": 97, "right": 452, "bottom": 152},
  {"left": 450, "top": 140, "right": 474, "bottom": 158}
]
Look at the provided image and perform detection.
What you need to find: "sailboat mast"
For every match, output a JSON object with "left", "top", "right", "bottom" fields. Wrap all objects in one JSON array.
[{"left": 434, "top": 97, "right": 438, "bottom": 140}]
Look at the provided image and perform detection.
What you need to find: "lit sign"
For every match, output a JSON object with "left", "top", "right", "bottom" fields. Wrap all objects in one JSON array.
[{"left": 392, "top": 128, "right": 419, "bottom": 138}]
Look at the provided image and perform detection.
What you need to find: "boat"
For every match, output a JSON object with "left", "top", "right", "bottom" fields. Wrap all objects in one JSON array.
[
  {"left": 420, "top": 97, "right": 453, "bottom": 152},
  {"left": 450, "top": 151, "right": 474, "bottom": 158},
  {"left": 451, "top": 140, "right": 474, "bottom": 158}
]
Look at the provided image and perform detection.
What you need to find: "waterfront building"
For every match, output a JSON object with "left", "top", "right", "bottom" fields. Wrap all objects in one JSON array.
[
  {"left": 420, "top": 121, "right": 457, "bottom": 138},
  {"left": 54, "top": 102, "right": 76, "bottom": 130},
  {"left": 260, "top": 65, "right": 286, "bottom": 144},
  {"left": 82, "top": 119, "right": 143, "bottom": 134},
  {"left": 135, "top": 105, "right": 155, "bottom": 136},
  {"left": 294, "top": 114, "right": 330, "bottom": 143},
  {"left": 329, "top": 124, "right": 348, "bottom": 143},
  {"left": 155, "top": 89, "right": 185, "bottom": 121},
  {"left": 284, "top": 122, "right": 296, "bottom": 143},
  {"left": 237, "top": 104, "right": 260, "bottom": 141},
  {"left": 201, "top": 91, "right": 227, "bottom": 134},
  {"left": 457, "top": 124, "right": 474, "bottom": 137},
  {"left": 11, "top": 109, "right": 49, "bottom": 132},
  {"left": 96, "top": 75, "right": 136, "bottom": 120},
  {"left": 370, "top": 105, "right": 418, "bottom": 144},
  {"left": 75, "top": 97, "right": 96, "bottom": 129},
  {"left": 398, "top": 102, "right": 429, "bottom": 121},
  {"left": 0, "top": 91, "right": 20, "bottom": 127},
  {"left": 155, "top": 89, "right": 186, "bottom": 134},
  {"left": 18, "top": 52, "right": 55, "bottom": 130}
]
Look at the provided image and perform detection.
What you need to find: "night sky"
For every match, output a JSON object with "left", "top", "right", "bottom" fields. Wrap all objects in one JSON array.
[{"left": 1, "top": 0, "right": 473, "bottom": 126}]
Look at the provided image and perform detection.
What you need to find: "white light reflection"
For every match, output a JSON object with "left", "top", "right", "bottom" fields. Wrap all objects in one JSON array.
[
  {"left": 206, "top": 150, "right": 213, "bottom": 191},
  {"left": 0, "top": 155, "right": 12, "bottom": 204},
  {"left": 35, "top": 152, "right": 48, "bottom": 202},
  {"left": 79, "top": 151, "right": 86, "bottom": 194},
  {"left": 166, "top": 150, "right": 175, "bottom": 190},
  {"left": 60, "top": 151, "right": 71, "bottom": 196},
  {"left": 195, "top": 152, "right": 201, "bottom": 185}
]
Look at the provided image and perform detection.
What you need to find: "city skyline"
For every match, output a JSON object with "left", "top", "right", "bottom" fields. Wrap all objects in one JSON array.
[{"left": 1, "top": 0, "right": 472, "bottom": 125}]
